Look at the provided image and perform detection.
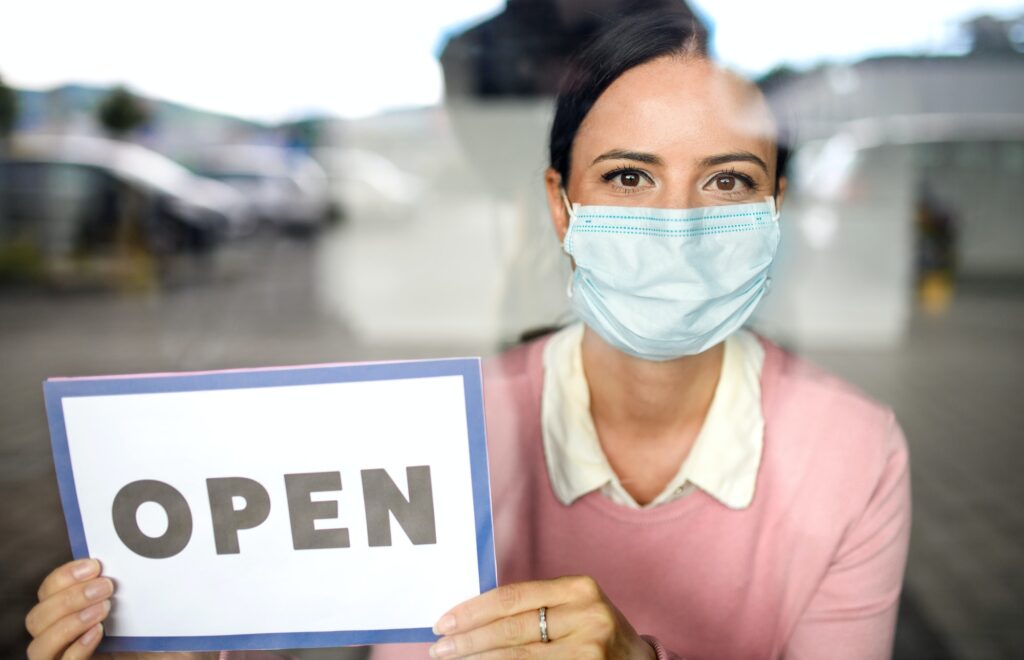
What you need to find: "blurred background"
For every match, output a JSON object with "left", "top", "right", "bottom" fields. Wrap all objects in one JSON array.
[{"left": 1, "top": 1, "right": 1022, "bottom": 658}]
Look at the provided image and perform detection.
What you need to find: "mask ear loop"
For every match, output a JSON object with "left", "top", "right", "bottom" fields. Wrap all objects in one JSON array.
[
  {"left": 763, "top": 196, "right": 779, "bottom": 294},
  {"left": 559, "top": 188, "right": 577, "bottom": 298},
  {"left": 559, "top": 188, "right": 577, "bottom": 222}
]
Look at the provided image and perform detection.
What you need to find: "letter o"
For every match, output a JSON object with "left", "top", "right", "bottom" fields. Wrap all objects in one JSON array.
[{"left": 112, "top": 480, "right": 193, "bottom": 559}]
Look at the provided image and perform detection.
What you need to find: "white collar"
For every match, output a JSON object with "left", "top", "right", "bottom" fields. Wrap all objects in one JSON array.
[{"left": 540, "top": 323, "right": 765, "bottom": 510}]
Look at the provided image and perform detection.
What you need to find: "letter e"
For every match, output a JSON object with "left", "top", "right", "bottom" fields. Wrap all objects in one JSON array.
[{"left": 284, "top": 472, "right": 350, "bottom": 550}]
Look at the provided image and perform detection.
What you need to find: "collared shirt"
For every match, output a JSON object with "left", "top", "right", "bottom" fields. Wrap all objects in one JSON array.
[{"left": 540, "top": 323, "right": 765, "bottom": 509}]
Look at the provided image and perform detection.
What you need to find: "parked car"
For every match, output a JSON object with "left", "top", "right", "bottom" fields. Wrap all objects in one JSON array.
[
  {"left": 8, "top": 134, "right": 255, "bottom": 241},
  {"left": 312, "top": 147, "right": 424, "bottom": 222},
  {"left": 0, "top": 135, "right": 255, "bottom": 284},
  {"left": 191, "top": 145, "right": 336, "bottom": 234}
]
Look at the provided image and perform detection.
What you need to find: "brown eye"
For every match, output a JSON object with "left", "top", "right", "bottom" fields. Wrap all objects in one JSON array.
[
  {"left": 601, "top": 167, "right": 653, "bottom": 192},
  {"left": 702, "top": 171, "right": 758, "bottom": 197},
  {"left": 620, "top": 172, "right": 642, "bottom": 187},
  {"left": 715, "top": 175, "right": 737, "bottom": 191}
]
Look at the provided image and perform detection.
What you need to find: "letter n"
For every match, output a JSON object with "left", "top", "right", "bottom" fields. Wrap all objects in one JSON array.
[{"left": 361, "top": 465, "right": 437, "bottom": 547}]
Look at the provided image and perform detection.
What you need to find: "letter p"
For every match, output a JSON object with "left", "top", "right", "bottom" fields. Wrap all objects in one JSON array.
[{"left": 206, "top": 477, "right": 272, "bottom": 555}]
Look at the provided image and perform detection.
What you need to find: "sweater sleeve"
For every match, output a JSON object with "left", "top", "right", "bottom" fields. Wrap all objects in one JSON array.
[
  {"left": 783, "top": 413, "right": 912, "bottom": 660},
  {"left": 641, "top": 634, "right": 684, "bottom": 660}
]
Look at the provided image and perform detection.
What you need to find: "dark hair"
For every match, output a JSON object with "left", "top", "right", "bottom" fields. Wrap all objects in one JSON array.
[{"left": 549, "top": 12, "right": 789, "bottom": 194}]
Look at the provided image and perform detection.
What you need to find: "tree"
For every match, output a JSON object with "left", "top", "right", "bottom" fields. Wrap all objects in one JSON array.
[
  {"left": 97, "top": 85, "right": 150, "bottom": 138},
  {"left": 0, "top": 74, "right": 16, "bottom": 146}
]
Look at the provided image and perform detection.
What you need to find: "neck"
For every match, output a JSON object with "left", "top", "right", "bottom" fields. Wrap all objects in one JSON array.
[{"left": 581, "top": 326, "right": 723, "bottom": 437}]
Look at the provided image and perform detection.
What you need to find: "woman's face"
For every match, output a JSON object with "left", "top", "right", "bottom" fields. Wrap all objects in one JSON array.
[{"left": 545, "top": 55, "right": 785, "bottom": 241}]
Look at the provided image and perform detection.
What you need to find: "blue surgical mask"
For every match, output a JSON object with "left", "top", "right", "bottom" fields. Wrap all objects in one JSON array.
[{"left": 560, "top": 190, "right": 781, "bottom": 361}]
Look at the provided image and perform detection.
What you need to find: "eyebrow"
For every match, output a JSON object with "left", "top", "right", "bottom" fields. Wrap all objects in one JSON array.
[
  {"left": 591, "top": 149, "right": 664, "bottom": 166},
  {"left": 699, "top": 151, "right": 769, "bottom": 174},
  {"left": 590, "top": 149, "right": 770, "bottom": 175}
]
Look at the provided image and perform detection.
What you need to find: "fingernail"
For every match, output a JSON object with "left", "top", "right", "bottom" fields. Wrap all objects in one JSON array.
[
  {"left": 80, "top": 623, "right": 103, "bottom": 646},
  {"left": 429, "top": 638, "right": 455, "bottom": 658},
  {"left": 79, "top": 600, "right": 109, "bottom": 623},
  {"left": 433, "top": 613, "right": 456, "bottom": 635},
  {"left": 84, "top": 579, "right": 113, "bottom": 601},
  {"left": 72, "top": 559, "right": 98, "bottom": 580}
]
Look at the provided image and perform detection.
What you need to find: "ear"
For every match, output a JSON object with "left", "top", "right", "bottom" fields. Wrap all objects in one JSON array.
[
  {"left": 774, "top": 175, "right": 788, "bottom": 214},
  {"left": 544, "top": 167, "right": 571, "bottom": 243}
]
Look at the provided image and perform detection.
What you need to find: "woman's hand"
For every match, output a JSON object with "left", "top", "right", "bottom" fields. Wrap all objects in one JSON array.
[
  {"left": 25, "top": 558, "right": 216, "bottom": 660},
  {"left": 429, "top": 575, "right": 656, "bottom": 659},
  {"left": 26, "top": 558, "right": 112, "bottom": 659}
]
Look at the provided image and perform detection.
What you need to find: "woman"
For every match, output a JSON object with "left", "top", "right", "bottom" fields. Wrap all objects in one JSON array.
[{"left": 26, "top": 12, "right": 910, "bottom": 660}]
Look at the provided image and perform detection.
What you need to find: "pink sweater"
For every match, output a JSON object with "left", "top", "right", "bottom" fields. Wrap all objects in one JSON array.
[
  {"left": 373, "top": 335, "right": 909, "bottom": 659},
  {"left": 230, "top": 335, "right": 911, "bottom": 660}
]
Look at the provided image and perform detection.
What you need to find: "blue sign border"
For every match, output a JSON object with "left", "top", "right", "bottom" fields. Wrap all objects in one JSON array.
[{"left": 43, "top": 358, "right": 496, "bottom": 653}]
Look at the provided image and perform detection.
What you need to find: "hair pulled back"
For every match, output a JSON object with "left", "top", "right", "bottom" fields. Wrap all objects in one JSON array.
[{"left": 548, "top": 11, "right": 709, "bottom": 184}]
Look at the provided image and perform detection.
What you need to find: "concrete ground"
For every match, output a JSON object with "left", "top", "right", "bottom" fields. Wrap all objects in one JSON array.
[{"left": 0, "top": 230, "right": 1020, "bottom": 658}]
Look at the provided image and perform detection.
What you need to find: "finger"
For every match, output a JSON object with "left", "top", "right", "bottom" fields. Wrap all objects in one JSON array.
[
  {"left": 38, "top": 559, "right": 101, "bottom": 601},
  {"left": 432, "top": 603, "right": 584, "bottom": 659},
  {"left": 437, "top": 576, "right": 598, "bottom": 634},
  {"left": 60, "top": 623, "right": 103, "bottom": 660},
  {"left": 27, "top": 577, "right": 114, "bottom": 637},
  {"left": 27, "top": 600, "right": 110, "bottom": 660},
  {"left": 461, "top": 641, "right": 575, "bottom": 660}
]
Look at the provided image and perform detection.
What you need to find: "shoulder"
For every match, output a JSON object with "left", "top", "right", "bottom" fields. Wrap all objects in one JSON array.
[
  {"left": 757, "top": 336, "right": 908, "bottom": 508},
  {"left": 479, "top": 336, "right": 550, "bottom": 487},
  {"left": 482, "top": 334, "right": 549, "bottom": 403},
  {"left": 760, "top": 336, "right": 902, "bottom": 447}
]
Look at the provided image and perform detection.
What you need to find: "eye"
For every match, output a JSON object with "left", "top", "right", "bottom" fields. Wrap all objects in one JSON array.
[
  {"left": 601, "top": 167, "right": 654, "bottom": 193},
  {"left": 713, "top": 174, "right": 739, "bottom": 191},
  {"left": 617, "top": 171, "right": 643, "bottom": 187},
  {"left": 703, "top": 170, "right": 759, "bottom": 197}
]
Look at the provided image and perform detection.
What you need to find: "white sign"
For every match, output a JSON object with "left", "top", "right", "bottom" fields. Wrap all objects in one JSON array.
[{"left": 44, "top": 359, "right": 495, "bottom": 653}]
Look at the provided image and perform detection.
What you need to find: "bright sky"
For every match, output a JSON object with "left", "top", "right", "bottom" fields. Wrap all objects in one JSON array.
[{"left": 1, "top": 0, "right": 1021, "bottom": 122}]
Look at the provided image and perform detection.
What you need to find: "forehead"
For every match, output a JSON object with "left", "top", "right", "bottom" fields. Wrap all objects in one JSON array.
[{"left": 573, "top": 56, "right": 777, "bottom": 168}]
